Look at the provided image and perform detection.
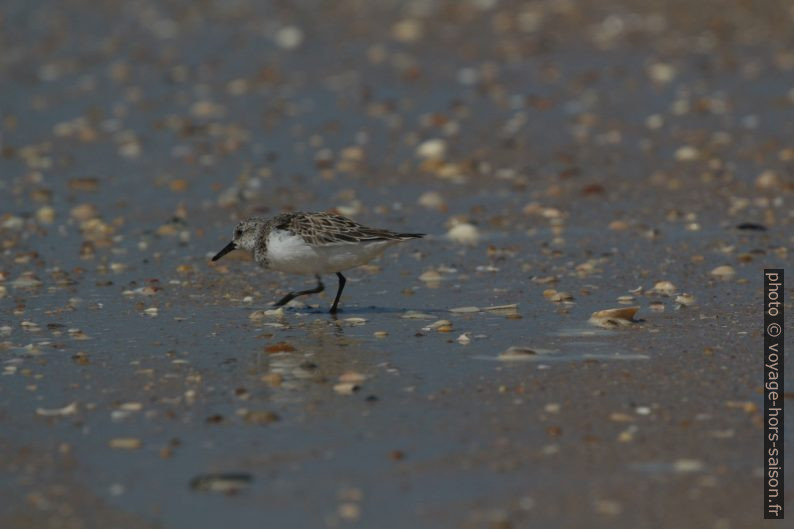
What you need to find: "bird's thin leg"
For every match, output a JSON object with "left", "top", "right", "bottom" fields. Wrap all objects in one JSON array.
[
  {"left": 274, "top": 275, "right": 324, "bottom": 307},
  {"left": 329, "top": 272, "right": 346, "bottom": 314}
]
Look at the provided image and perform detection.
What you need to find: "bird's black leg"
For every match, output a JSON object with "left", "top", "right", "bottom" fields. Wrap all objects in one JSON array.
[
  {"left": 274, "top": 275, "right": 324, "bottom": 307},
  {"left": 329, "top": 272, "right": 346, "bottom": 314}
]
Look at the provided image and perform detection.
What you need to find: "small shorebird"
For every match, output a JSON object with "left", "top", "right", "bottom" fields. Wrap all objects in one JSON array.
[{"left": 212, "top": 212, "right": 424, "bottom": 313}]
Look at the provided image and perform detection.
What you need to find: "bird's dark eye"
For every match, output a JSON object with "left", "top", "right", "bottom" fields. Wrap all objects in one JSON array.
[{"left": 234, "top": 229, "right": 242, "bottom": 238}]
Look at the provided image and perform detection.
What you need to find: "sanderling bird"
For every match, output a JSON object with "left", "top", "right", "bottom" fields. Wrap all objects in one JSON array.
[{"left": 212, "top": 212, "right": 424, "bottom": 313}]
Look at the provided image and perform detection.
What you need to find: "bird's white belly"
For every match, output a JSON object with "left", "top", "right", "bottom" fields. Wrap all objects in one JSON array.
[{"left": 265, "top": 230, "right": 392, "bottom": 275}]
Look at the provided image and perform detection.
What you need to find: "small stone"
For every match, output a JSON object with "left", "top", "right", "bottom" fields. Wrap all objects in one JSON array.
[{"left": 456, "top": 333, "right": 471, "bottom": 345}]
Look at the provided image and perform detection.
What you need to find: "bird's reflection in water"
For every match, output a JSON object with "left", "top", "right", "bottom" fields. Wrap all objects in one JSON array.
[{"left": 247, "top": 315, "right": 372, "bottom": 403}]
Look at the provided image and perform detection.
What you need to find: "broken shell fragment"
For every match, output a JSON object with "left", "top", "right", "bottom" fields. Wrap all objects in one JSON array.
[
  {"left": 416, "top": 138, "right": 446, "bottom": 160},
  {"left": 649, "top": 281, "right": 676, "bottom": 296},
  {"left": 36, "top": 402, "right": 79, "bottom": 417},
  {"left": 498, "top": 346, "right": 538, "bottom": 361},
  {"left": 589, "top": 307, "right": 640, "bottom": 328},
  {"left": 190, "top": 473, "right": 252, "bottom": 493},
  {"left": 710, "top": 265, "right": 736, "bottom": 280},
  {"left": 675, "top": 293, "right": 696, "bottom": 307},
  {"left": 446, "top": 223, "right": 480, "bottom": 245},
  {"left": 109, "top": 438, "right": 142, "bottom": 450},
  {"left": 449, "top": 306, "right": 480, "bottom": 314},
  {"left": 424, "top": 319, "right": 453, "bottom": 332},
  {"left": 334, "top": 382, "right": 361, "bottom": 395},
  {"left": 549, "top": 291, "right": 574, "bottom": 302}
]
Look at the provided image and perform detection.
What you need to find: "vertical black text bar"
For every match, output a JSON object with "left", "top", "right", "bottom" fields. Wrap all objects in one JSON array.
[{"left": 764, "top": 269, "right": 784, "bottom": 519}]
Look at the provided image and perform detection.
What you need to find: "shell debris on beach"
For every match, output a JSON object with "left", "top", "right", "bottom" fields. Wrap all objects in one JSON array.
[{"left": 0, "top": 1, "right": 789, "bottom": 528}]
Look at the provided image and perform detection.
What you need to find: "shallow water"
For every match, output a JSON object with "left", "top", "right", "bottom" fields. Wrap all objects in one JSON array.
[{"left": 1, "top": 1, "right": 792, "bottom": 528}]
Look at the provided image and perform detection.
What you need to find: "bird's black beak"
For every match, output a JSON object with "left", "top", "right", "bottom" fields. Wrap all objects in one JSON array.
[{"left": 211, "top": 241, "right": 236, "bottom": 262}]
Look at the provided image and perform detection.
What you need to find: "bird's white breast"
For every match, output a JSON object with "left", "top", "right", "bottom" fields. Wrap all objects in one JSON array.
[{"left": 265, "top": 230, "right": 394, "bottom": 275}]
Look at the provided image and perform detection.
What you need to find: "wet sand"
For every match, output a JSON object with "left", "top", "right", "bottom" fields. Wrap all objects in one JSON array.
[{"left": 0, "top": 1, "right": 792, "bottom": 527}]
